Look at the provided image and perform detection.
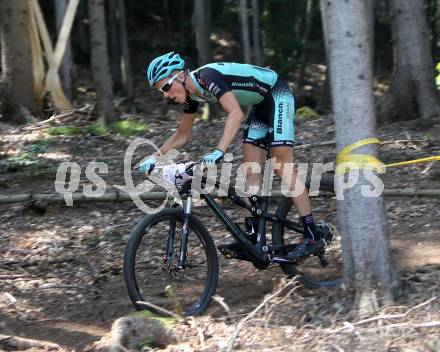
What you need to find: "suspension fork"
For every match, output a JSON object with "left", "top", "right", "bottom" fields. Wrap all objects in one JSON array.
[
  {"left": 177, "top": 190, "right": 192, "bottom": 269},
  {"left": 165, "top": 220, "right": 176, "bottom": 264}
]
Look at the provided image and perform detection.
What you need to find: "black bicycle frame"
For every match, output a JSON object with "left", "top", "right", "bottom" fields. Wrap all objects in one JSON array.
[
  {"left": 201, "top": 191, "right": 306, "bottom": 266},
  {"left": 171, "top": 169, "right": 307, "bottom": 268}
]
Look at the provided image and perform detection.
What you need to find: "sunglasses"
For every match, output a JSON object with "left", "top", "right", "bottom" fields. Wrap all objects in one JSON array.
[{"left": 158, "top": 71, "right": 183, "bottom": 93}]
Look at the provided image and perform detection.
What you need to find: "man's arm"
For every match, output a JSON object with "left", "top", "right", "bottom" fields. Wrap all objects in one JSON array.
[
  {"left": 216, "top": 92, "right": 245, "bottom": 152},
  {"left": 154, "top": 113, "right": 196, "bottom": 156}
]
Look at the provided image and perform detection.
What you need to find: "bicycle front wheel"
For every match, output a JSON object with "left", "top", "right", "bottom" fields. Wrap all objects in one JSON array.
[{"left": 123, "top": 208, "right": 219, "bottom": 316}]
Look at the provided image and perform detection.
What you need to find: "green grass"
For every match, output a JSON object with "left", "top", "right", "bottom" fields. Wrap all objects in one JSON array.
[
  {"left": 87, "top": 122, "right": 108, "bottom": 136},
  {"left": 297, "top": 106, "right": 319, "bottom": 119},
  {"left": 43, "top": 125, "right": 83, "bottom": 136},
  {"left": 111, "top": 119, "right": 149, "bottom": 136},
  {"left": 42, "top": 120, "right": 149, "bottom": 137},
  {"left": 4, "top": 153, "right": 56, "bottom": 178}
]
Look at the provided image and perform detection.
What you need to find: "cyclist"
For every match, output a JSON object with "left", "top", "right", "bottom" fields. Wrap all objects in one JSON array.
[{"left": 141, "top": 52, "right": 323, "bottom": 259}]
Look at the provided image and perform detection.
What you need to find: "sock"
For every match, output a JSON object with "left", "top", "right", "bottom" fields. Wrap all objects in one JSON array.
[{"left": 301, "top": 214, "right": 320, "bottom": 242}]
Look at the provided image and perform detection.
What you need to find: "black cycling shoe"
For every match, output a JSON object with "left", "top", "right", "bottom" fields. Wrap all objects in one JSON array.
[
  {"left": 286, "top": 239, "right": 325, "bottom": 261},
  {"left": 218, "top": 241, "right": 249, "bottom": 260}
]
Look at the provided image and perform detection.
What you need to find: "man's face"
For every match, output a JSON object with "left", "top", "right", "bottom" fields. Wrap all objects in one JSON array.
[{"left": 155, "top": 71, "right": 186, "bottom": 104}]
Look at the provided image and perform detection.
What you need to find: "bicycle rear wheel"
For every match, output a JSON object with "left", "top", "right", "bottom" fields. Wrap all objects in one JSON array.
[
  {"left": 123, "top": 208, "right": 219, "bottom": 316},
  {"left": 272, "top": 176, "right": 343, "bottom": 288}
]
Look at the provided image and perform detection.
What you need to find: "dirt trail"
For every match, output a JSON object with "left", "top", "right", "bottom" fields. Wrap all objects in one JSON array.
[{"left": 1, "top": 115, "right": 440, "bottom": 350}]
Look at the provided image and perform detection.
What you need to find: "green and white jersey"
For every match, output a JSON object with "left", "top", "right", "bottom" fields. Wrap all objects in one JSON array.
[{"left": 188, "top": 62, "right": 278, "bottom": 106}]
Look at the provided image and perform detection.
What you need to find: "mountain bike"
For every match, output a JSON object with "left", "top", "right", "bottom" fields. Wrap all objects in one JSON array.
[{"left": 123, "top": 162, "right": 342, "bottom": 316}]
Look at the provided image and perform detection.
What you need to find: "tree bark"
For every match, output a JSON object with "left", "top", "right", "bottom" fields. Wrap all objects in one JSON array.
[
  {"left": 179, "top": 0, "right": 186, "bottom": 50},
  {"left": 117, "top": 0, "right": 134, "bottom": 102},
  {"left": 436, "top": 0, "right": 440, "bottom": 55},
  {"left": 321, "top": 0, "right": 398, "bottom": 313},
  {"left": 428, "top": 0, "right": 438, "bottom": 55},
  {"left": 366, "top": 0, "right": 375, "bottom": 73},
  {"left": 76, "top": 0, "right": 89, "bottom": 57},
  {"left": 239, "top": 0, "right": 252, "bottom": 64},
  {"left": 252, "top": 0, "right": 262, "bottom": 66},
  {"left": 317, "top": 1, "right": 331, "bottom": 113},
  {"left": 302, "top": 0, "right": 314, "bottom": 48},
  {"left": 377, "top": 0, "right": 440, "bottom": 121},
  {"left": 108, "top": 0, "right": 122, "bottom": 90},
  {"left": 88, "top": 0, "right": 115, "bottom": 123},
  {"left": 0, "top": 0, "right": 40, "bottom": 121},
  {"left": 194, "top": 0, "right": 211, "bottom": 66},
  {"left": 55, "top": 0, "right": 73, "bottom": 100}
]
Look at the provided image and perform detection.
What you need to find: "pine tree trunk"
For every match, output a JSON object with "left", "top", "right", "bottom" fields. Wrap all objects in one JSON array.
[
  {"left": 179, "top": 0, "right": 186, "bottom": 49},
  {"left": 55, "top": 0, "right": 73, "bottom": 100},
  {"left": 321, "top": 0, "right": 398, "bottom": 314},
  {"left": 428, "top": 0, "right": 438, "bottom": 55},
  {"left": 117, "top": 0, "right": 134, "bottom": 102},
  {"left": 108, "top": 0, "right": 121, "bottom": 90},
  {"left": 302, "top": 0, "right": 314, "bottom": 48},
  {"left": 0, "top": 0, "right": 40, "bottom": 120},
  {"left": 318, "top": 1, "right": 331, "bottom": 113},
  {"left": 239, "top": 0, "right": 252, "bottom": 64},
  {"left": 252, "top": 0, "right": 262, "bottom": 66},
  {"left": 88, "top": 0, "right": 115, "bottom": 123},
  {"left": 436, "top": 0, "right": 440, "bottom": 55},
  {"left": 194, "top": 0, "right": 211, "bottom": 66},
  {"left": 377, "top": 0, "right": 440, "bottom": 121},
  {"left": 76, "top": 0, "right": 89, "bottom": 57},
  {"left": 367, "top": 0, "right": 375, "bottom": 73}
]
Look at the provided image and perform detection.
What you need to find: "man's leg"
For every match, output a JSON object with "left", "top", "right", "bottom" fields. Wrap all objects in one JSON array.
[
  {"left": 217, "top": 142, "right": 266, "bottom": 258},
  {"left": 242, "top": 142, "right": 266, "bottom": 193},
  {"left": 269, "top": 146, "right": 324, "bottom": 258},
  {"left": 269, "top": 146, "right": 311, "bottom": 216}
]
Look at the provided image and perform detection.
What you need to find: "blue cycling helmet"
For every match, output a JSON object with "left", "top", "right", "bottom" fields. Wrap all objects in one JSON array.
[{"left": 146, "top": 52, "right": 185, "bottom": 86}]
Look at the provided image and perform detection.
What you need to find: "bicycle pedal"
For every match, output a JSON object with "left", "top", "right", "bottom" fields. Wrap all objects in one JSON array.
[
  {"left": 316, "top": 252, "right": 329, "bottom": 267},
  {"left": 316, "top": 221, "right": 336, "bottom": 242}
]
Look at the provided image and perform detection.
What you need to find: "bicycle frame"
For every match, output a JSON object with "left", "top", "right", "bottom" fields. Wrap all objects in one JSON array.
[{"left": 172, "top": 176, "right": 307, "bottom": 270}]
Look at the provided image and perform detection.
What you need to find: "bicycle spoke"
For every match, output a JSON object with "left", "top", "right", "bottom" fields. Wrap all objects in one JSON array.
[{"left": 132, "top": 217, "right": 210, "bottom": 314}]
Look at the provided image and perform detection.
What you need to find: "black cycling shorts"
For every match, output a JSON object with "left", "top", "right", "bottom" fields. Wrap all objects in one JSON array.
[{"left": 243, "top": 78, "right": 296, "bottom": 150}]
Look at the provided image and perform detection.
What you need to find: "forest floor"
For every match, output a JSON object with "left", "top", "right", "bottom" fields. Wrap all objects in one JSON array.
[{"left": 1, "top": 98, "right": 440, "bottom": 351}]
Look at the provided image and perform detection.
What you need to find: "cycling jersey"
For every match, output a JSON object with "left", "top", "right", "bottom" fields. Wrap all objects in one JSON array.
[
  {"left": 182, "top": 62, "right": 295, "bottom": 148},
  {"left": 183, "top": 62, "right": 278, "bottom": 113}
]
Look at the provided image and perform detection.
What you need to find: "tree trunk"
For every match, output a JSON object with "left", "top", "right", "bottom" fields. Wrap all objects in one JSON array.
[
  {"left": 0, "top": 0, "right": 40, "bottom": 121},
  {"left": 76, "top": 0, "right": 89, "bottom": 57},
  {"left": 55, "top": 0, "right": 73, "bottom": 100},
  {"left": 239, "top": 0, "right": 252, "bottom": 64},
  {"left": 108, "top": 0, "right": 121, "bottom": 90},
  {"left": 298, "top": 0, "right": 315, "bottom": 97},
  {"left": 251, "top": 0, "right": 262, "bottom": 66},
  {"left": 366, "top": 0, "right": 375, "bottom": 73},
  {"left": 436, "top": 0, "right": 440, "bottom": 56},
  {"left": 117, "top": 0, "right": 134, "bottom": 102},
  {"left": 179, "top": 0, "right": 186, "bottom": 50},
  {"left": 163, "top": 0, "right": 172, "bottom": 40},
  {"left": 302, "top": 0, "right": 314, "bottom": 48},
  {"left": 321, "top": 0, "right": 398, "bottom": 314},
  {"left": 377, "top": 0, "right": 440, "bottom": 121},
  {"left": 88, "top": 0, "right": 115, "bottom": 123},
  {"left": 317, "top": 1, "right": 331, "bottom": 113},
  {"left": 428, "top": 0, "right": 438, "bottom": 55},
  {"left": 194, "top": 0, "right": 211, "bottom": 66}
]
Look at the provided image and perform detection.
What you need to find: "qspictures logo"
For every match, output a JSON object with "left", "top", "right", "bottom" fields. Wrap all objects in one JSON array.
[{"left": 54, "top": 138, "right": 386, "bottom": 214}]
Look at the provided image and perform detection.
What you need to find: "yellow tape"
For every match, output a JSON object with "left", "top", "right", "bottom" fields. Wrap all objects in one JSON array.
[
  {"left": 336, "top": 138, "right": 383, "bottom": 175},
  {"left": 385, "top": 156, "right": 440, "bottom": 168},
  {"left": 336, "top": 137, "right": 440, "bottom": 174}
]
